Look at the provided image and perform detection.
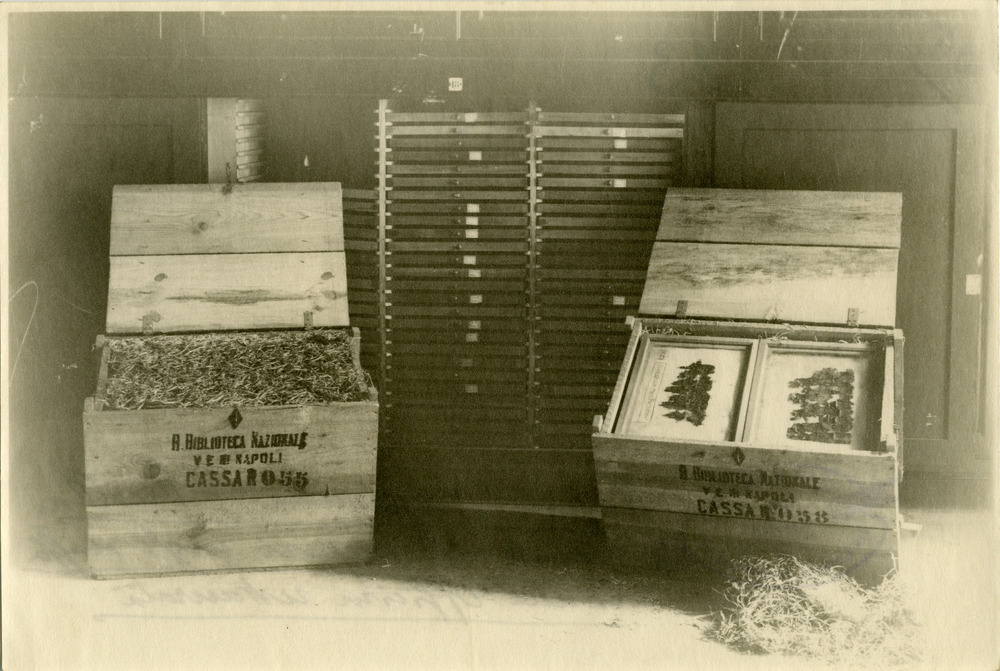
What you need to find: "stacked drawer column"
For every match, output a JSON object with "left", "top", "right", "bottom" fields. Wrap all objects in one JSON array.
[
  {"left": 531, "top": 112, "right": 686, "bottom": 451},
  {"left": 379, "top": 107, "right": 534, "bottom": 500}
]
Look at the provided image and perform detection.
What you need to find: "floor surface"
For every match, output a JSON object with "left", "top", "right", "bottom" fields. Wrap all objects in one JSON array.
[{"left": 3, "top": 503, "right": 998, "bottom": 671}]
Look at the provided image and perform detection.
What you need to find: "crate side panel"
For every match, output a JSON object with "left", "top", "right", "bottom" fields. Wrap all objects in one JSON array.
[
  {"left": 85, "top": 402, "right": 377, "bottom": 506},
  {"left": 110, "top": 183, "right": 343, "bottom": 256},
  {"left": 601, "top": 506, "right": 898, "bottom": 585},
  {"left": 106, "top": 251, "right": 350, "bottom": 333},
  {"left": 87, "top": 493, "right": 374, "bottom": 577},
  {"left": 592, "top": 435, "right": 898, "bottom": 530}
]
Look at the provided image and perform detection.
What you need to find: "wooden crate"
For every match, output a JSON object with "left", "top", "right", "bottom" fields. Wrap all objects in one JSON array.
[
  {"left": 83, "top": 183, "right": 378, "bottom": 578},
  {"left": 592, "top": 188, "right": 904, "bottom": 584}
]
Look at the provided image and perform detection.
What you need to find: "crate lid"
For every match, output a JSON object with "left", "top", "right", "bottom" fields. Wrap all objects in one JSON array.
[
  {"left": 106, "top": 183, "right": 348, "bottom": 334},
  {"left": 638, "top": 188, "right": 902, "bottom": 328}
]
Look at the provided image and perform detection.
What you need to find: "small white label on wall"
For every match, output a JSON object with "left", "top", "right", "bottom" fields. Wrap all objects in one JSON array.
[
  {"left": 466, "top": 216, "right": 479, "bottom": 226},
  {"left": 465, "top": 229, "right": 479, "bottom": 239},
  {"left": 449, "top": 78, "right": 464, "bottom": 91},
  {"left": 463, "top": 255, "right": 477, "bottom": 265},
  {"left": 613, "top": 179, "right": 627, "bottom": 188},
  {"left": 467, "top": 203, "right": 480, "bottom": 213},
  {"left": 614, "top": 139, "right": 628, "bottom": 149},
  {"left": 469, "top": 151, "right": 482, "bottom": 161},
  {"left": 468, "top": 320, "right": 481, "bottom": 330},
  {"left": 966, "top": 274, "right": 982, "bottom": 295},
  {"left": 612, "top": 295, "right": 626, "bottom": 306},
  {"left": 465, "top": 384, "right": 478, "bottom": 394},
  {"left": 465, "top": 332, "right": 479, "bottom": 343},
  {"left": 469, "top": 294, "right": 483, "bottom": 304},
  {"left": 611, "top": 128, "right": 627, "bottom": 138},
  {"left": 468, "top": 268, "right": 482, "bottom": 278},
  {"left": 463, "top": 112, "right": 477, "bottom": 122}
]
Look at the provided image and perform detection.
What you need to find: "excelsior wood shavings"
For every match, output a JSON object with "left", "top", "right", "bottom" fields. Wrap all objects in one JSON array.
[
  {"left": 710, "top": 555, "right": 920, "bottom": 668},
  {"left": 104, "top": 329, "right": 370, "bottom": 410}
]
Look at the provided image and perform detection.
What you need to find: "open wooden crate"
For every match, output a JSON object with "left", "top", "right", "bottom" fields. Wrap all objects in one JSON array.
[
  {"left": 83, "top": 183, "right": 378, "bottom": 578},
  {"left": 592, "top": 188, "right": 904, "bottom": 584}
]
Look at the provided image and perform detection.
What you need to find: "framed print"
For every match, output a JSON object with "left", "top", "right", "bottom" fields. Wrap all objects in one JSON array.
[
  {"left": 744, "top": 341, "right": 883, "bottom": 451},
  {"left": 614, "top": 335, "right": 755, "bottom": 441}
]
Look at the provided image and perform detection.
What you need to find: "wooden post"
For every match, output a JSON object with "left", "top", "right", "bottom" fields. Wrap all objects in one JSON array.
[
  {"left": 376, "top": 99, "right": 390, "bottom": 415},
  {"left": 526, "top": 102, "right": 540, "bottom": 444}
]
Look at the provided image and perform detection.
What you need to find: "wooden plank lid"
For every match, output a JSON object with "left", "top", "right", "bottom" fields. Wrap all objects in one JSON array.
[
  {"left": 639, "top": 188, "right": 902, "bottom": 327},
  {"left": 106, "top": 183, "right": 348, "bottom": 334}
]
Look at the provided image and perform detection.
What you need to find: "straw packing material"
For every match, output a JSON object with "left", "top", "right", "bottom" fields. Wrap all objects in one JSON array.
[
  {"left": 711, "top": 555, "right": 920, "bottom": 668},
  {"left": 104, "top": 329, "right": 370, "bottom": 410}
]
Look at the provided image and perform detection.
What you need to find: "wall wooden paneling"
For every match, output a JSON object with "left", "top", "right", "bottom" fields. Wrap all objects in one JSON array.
[{"left": 715, "top": 103, "right": 990, "bottom": 503}]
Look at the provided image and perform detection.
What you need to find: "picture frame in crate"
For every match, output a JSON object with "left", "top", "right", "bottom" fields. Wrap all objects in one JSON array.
[
  {"left": 745, "top": 341, "right": 884, "bottom": 452},
  {"left": 614, "top": 335, "right": 756, "bottom": 442}
]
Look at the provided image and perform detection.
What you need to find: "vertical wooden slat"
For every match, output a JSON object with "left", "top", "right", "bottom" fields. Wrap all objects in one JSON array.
[
  {"left": 526, "top": 102, "right": 540, "bottom": 439},
  {"left": 377, "top": 99, "right": 390, "bottom": 409}
]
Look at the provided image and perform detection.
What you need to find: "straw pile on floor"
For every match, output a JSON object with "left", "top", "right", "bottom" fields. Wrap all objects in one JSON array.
[
  {"left": 711, "top": 555, "right": 920, "bottom": 668},
  {"left": 104, "top": 329, "right": 371, "bottom": 410}
]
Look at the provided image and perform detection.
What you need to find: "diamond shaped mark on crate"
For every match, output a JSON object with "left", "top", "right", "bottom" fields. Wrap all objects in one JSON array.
[
  {"left": 732, "top": 447, "right": 746, "bottom": 466},
  {"left": 229, "top": 407, "right": 244, "bottom": 429}
]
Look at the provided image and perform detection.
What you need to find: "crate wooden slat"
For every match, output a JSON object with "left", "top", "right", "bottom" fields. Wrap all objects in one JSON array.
[
  {"left": 110, "top": 183, "right": 343, "bottom": 256},
  {"left": 84, "top": 403, "right": 377, "bottom": 506},
  {"left": 601, "top": 508, "right": 898, "bottom": 584},
  {"left": 640, "top": 243, "right": 898, "bottom": 325},
  {"left": 106, "top": 252, "right": 349, "bottom": 334},
  {"left": 655, "top": 189, "right": 903, "bottom": 248},
  {"left": 88, "top": 494, "right": 374, "bottom": 578}
]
